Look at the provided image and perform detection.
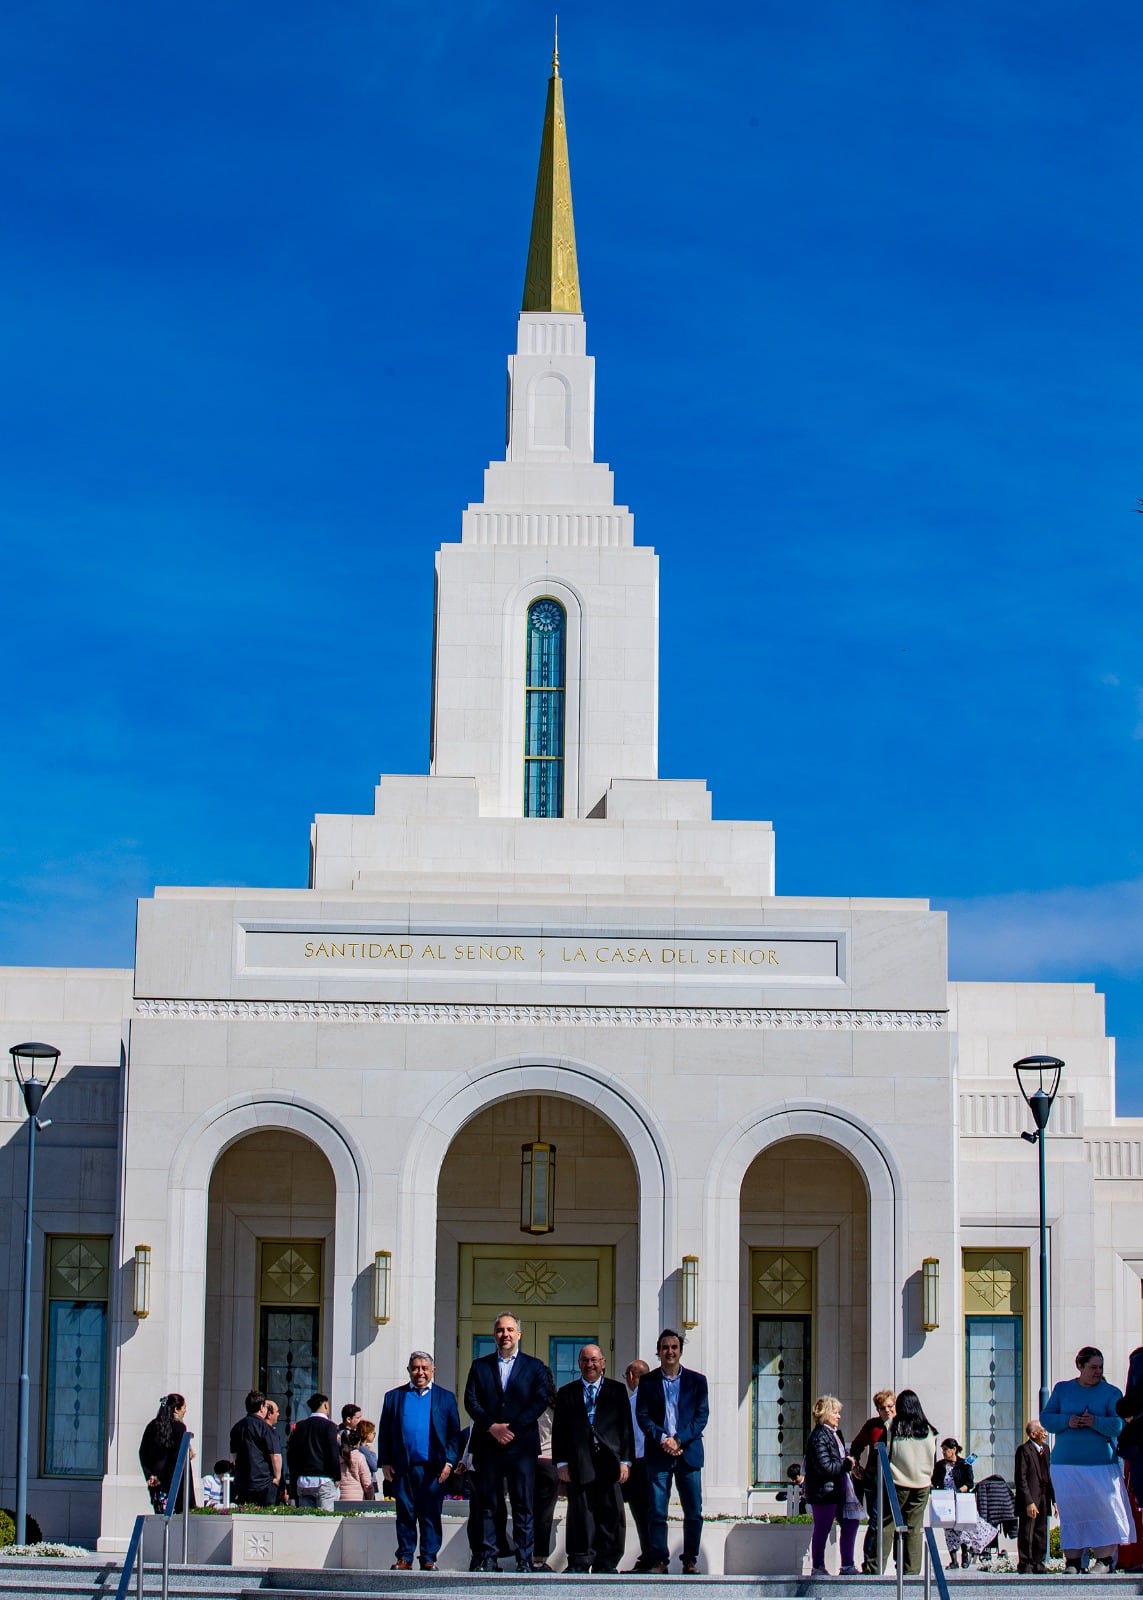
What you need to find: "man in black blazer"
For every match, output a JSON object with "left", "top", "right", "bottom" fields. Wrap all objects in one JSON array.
[
  {"left": 1015, "top": 1420, "right": 1055, "bottom": 1574},
  {"left": 636, "top": 1328, "right": 710, "bottom": 1574},
  {"left": 552, "top": 1344, "right": 634, "bottom": 1573},
  {"left": 463, "top": 1312, "right": 553, "bottom": 1572}
]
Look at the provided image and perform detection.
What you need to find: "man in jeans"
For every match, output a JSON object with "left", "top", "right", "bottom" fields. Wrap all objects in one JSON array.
[
  {"left": 287, "top": 1392, "right": 342, "bottom": 1510},
  {"left": 636, "top": 1330, "right": 709, "bottom": 1574},
  {"left": 850, "top": 1389, "right": 896, "bottom": 1574}
]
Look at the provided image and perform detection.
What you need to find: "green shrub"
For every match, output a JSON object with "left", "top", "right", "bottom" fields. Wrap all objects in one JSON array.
[
  {"left": 0, "top": 1512, "right": 40, "bottom": 1547},
  {"left": 1050, "top": 1526, "right": 1062, "bottom": 1560}
]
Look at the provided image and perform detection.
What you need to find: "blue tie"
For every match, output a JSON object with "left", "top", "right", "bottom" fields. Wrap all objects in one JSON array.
[{"left": 585, "top": 1382, "right": 598, "bottom": 1424}]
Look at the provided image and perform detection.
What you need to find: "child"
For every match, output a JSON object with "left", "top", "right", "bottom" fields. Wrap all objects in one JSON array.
[
  {"left": 201, "top": 1459, "right": 234, "bottom": 1509},
  {"left": 779, "top": 1461, "right": 807, "bottom": 1515}
]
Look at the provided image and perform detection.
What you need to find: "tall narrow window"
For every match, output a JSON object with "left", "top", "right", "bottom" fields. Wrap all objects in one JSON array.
[
  {"left": 524, "top": 598, "right": 565, "bottom": 817},
  {"left": 963, "top": 1250, "right": 1025, "bottom": 1479},
  {"left": 750, "top": 1247, "right": 814, "bottom": 1486},
  {"left": 44, "top": 1236, "right": 110, "bottom": 1477}
]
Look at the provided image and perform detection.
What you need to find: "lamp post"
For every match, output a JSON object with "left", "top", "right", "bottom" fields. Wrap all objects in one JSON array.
[
  {"left": 1014, "top": 1054, "right": 1063, "bottom": 1414},
  {"left": 9, "top": 1042, "right": 59, "bottom": 1546}
]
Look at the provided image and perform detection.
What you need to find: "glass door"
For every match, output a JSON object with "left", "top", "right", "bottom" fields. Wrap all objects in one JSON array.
[{"left": 257, "top": 1240, "right": 323, "bottom": 1428}]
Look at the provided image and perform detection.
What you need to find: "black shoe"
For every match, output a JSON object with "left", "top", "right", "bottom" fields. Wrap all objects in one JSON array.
[
  {"left": 1032, "top": 1564, "right": 1047, "bottom": 1575},
  {"left": 479, "top": 1557, "right": 502, "bottom": 1572},
  {"left": 531, "top": 1563, "right": 553, "bottom": 1573},
  {"left": 516, "top": 1558, "right": 536, "bottom": 1574}
]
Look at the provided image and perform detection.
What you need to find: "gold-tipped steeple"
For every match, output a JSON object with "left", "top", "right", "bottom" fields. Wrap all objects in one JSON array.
[{"left": 522, "top": 23, "right": 582, "bottom": 313}]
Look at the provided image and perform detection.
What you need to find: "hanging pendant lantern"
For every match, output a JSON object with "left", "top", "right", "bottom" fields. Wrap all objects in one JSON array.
[{"left": 520, "top": 1097, "right": 557, "bottom": 1234}]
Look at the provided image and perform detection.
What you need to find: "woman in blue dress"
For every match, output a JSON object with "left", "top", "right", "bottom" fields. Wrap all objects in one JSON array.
[{"left": 1041, "top": 1346, "right": 1131, "bottom": 1575}]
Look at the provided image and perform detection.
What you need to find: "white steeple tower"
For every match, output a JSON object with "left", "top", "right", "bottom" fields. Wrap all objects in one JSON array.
[
  {"left": 309, "top": 47, "right": 774, "bottom": 898},
  {"left": 429, "top": 48, "right": 658, "bottom": 820}
]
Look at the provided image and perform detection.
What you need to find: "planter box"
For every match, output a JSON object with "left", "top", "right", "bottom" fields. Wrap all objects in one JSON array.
[
  {"left": 143, "top": 1509, "right": 826, "bottom": 1575},
  {"left": 723, "top": 1520, "right": 815, "bottom": 1575}
]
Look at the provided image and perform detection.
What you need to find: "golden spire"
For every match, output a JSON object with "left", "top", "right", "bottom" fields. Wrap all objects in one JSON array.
[{"left": 521, "top": 26, "right": 582, "bottom": 313}]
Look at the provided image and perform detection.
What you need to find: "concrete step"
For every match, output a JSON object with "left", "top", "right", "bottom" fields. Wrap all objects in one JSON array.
[
  {"left": 0, "top": 1565, "right": 1142, "bottom": 1600},
  {"left": 252, "top": 1577, "right": 1143, "bottom": 1599}
]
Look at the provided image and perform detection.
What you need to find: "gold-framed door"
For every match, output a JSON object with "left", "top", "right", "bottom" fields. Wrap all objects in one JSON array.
[{"left": 458, "top": 1243, "right": 614, "bottom": 1392}]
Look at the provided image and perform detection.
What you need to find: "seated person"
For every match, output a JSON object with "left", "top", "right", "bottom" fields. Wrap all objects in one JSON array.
[{"left": 201, "top": 1460, "right": 234, "bottom": 1508}]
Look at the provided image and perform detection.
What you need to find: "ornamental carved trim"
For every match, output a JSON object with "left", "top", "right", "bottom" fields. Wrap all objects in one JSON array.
[{"left": 134, "top": 998, "right": 946, "bottom": 1031}]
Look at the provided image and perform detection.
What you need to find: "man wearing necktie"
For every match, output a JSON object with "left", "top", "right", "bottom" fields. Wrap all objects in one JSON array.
[
  {"left": 636, "top": 1328, "right": 710, "bottom": 1574},
  {"left": 463, "top": 1313, "right": 552, "bottom": 1572},
  {"left": 552, "top": 1345, "right": 634, "bottom": 1573}
]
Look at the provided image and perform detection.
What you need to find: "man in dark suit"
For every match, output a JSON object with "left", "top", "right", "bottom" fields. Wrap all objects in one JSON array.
[
  {"left": 636, "top": 1327, "right": 710, "bottom": 1574},
  {"left": 1015, "top": 1420, "right": 1055, "bottom": 1575},
  {"left": 552, "top": 1344, "right": 635, "bottom": 1573},
  {"left": 379, "top": 1350, "right": 462, "bottom": 1571},
  {"left": 463, "top": 1312, "right": 553, "bottom": 1572}
]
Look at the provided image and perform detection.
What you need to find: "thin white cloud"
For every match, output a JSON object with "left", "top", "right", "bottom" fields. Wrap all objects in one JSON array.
[{"left": 939, "top": 878, "right": 1143, "bottom": 982}]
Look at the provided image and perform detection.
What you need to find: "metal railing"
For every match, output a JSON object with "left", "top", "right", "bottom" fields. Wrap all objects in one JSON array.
[
  {"left": 115, "top": 1429, "right": 194, "bottom": 1600},
  {"left": 875, "top": 1439, "right": 909, "bottom": 1600},
  {"left": 923, "top": 1525, "right": 953, "bottom": 1600}
]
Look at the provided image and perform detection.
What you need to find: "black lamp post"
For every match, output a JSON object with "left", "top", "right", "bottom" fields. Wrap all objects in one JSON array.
[
  {"left": 1014, "top": 1054, "right": 1063, "bottom": 1414},
  {"left": 9, "top": 1042, "right": 59, "bottom": 1546}
]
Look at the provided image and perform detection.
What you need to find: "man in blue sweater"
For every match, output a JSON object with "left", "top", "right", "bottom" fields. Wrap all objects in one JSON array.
[{"left": 379, "top": 1351, "right": 462, "bottom": 1571}]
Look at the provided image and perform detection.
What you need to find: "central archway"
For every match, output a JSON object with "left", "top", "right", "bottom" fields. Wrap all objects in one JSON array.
[
  {"left": 395, "top": 1058, "right": 675, "bottom": 1384},
  {"left": 437, "top": 1094, "right": 638, "bottom": 1392}
]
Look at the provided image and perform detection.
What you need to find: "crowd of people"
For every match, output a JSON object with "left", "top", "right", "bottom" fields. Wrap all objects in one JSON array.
[
  {"left": 799, "top": 1343, "right": 1143, "bottom": 1577},
  {"left": 138, "top": 1328, "right": 1143, "bottom": 1576}
]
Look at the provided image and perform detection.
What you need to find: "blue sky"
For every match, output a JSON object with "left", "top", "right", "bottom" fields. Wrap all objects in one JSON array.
[{"left": 4, "top": 2, "right": 1142, "bottom": 1105}]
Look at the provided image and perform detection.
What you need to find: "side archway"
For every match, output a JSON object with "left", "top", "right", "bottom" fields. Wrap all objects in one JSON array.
[
  {"left": 166, "top": 1095, "right": 368, "bottom": 1425},
  {"left": 701, "top": 1104, "right": 902, "bottom": 1502}
]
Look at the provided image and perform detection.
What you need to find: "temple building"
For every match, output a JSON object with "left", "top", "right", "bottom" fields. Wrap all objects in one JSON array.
[{"left": 2, "top": 52, "right": 1141, "bottom": 1551}]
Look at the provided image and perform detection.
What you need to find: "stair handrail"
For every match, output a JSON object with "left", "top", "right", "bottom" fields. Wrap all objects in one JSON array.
[
  {"left": 114, "top": 1427, "right": 194, "bottom": 1600},
  {"left": 113, "top": 1514, "right": 145, "bottom": 1600},
  {"left": 875, "top": 1438, "right": 908, "bottom": 1600},
  {"left": 160, "top": 1429, "right": 195, "bottom": 1600},
  {"left": 923, "top": 1524, "right": 953, "bottom": 1600}
]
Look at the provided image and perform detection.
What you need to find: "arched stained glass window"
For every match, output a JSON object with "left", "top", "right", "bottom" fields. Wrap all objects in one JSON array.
[{"left": 524, "top": 598, "right": 566, "bottom": 817}]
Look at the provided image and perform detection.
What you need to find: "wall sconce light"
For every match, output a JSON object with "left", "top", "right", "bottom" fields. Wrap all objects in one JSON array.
[
  {"left": 373, "top": 1250, "right": 392, "bottom": 1324},
  {"left": 133, "top": 1245, "right": 151, "bottom": 1318},
  {"left": 681, "top": 1255, "right": 699, "bottom": 1328},
  {"left": 520, "top": 1097, "right": 557, "bottom": 1235},
  {"left": 922, "top": 1257, "right": 939, "bottom": 1331}
]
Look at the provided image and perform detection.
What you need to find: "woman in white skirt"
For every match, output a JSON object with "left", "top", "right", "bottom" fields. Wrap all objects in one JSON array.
[{"left": 1041, "top": 1345, "right": 1132, "bottom": 1575}]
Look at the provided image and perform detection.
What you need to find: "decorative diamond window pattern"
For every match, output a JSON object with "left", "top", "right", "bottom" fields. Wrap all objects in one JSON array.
[
  {"left": 752, "top": 1315, "right": 811, "bottom": 1487},
  {"left": 964, "top": 1315, "right": 1023, "bottom": 1481},
  {"left": 757, "top": 1257, "right": 808, "bottom": 1307},
  {"left": 524, "top": 599, "right": 565, "bottom": 818},
  {"left": 266, "top": 1248, "right": 317, "bottom": 1300},
  {"left": 967, "top": 1256, "right": 1016, "bottom": 1309},
  {"left": 55, "top": 1243, "right": 104, "bottom": 1297}
]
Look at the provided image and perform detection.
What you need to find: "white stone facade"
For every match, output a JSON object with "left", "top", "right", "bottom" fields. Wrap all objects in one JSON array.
[{"left": 1, "top": 85, "right": 1141, "bottom": 1556}]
